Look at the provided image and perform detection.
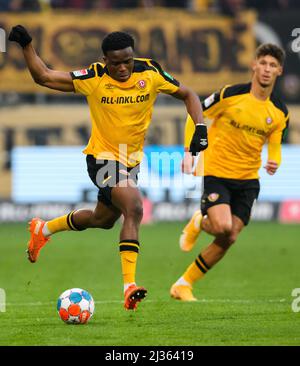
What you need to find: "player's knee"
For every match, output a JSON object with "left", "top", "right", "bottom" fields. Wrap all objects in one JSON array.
[
  {"left": 212, "top": 221, "right": 232, "bottom": 237},
  {"left": 217, "top": 230, "right": 238, "bottom": 250}
]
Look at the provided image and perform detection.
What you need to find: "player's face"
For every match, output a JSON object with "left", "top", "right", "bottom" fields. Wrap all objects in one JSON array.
[
  {"left": 252, "top": 55, "right": 283, "bottom": 88},
  {"left": 103, "top": 47, "right": 134, "bottom": 82}
]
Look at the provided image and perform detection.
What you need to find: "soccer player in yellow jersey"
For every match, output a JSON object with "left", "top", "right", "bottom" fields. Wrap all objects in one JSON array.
[
  {"left": 170, "top": 44, "right": 289, "bottom": 301},
  {"left": 9, "top": 26, "right": 208, "bottom": 310}
]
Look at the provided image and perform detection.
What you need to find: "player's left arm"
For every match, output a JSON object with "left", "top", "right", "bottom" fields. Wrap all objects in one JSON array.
[
  {"left": 172, "top": 85, "right": 208, "bottom": 155},
  {"left": 264, "top": 115, "right": 289, "bottom": 175},
  {"left": 150, "top": 59, "right": 207, "bottom": 155},
  {"left": 181, "top": 115, "right": 195, "bottom": 174},
  {"left": 172, "top": 84, "right": 204, "bottom": 127}
]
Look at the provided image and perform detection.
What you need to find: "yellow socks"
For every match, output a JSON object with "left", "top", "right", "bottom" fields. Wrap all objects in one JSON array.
[
  {"left": 183, "top": 253, "right": 210, "bottom": 285},
  {"left": 44, "top": 210, "right": 83, "bottom": 236},
  {"left": 119, "top": 240, "right": 139, "bottom": 288}
]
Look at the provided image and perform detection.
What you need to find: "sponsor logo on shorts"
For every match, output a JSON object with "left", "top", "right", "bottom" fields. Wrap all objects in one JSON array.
[{"left": 207, "top": 193, "right": 220, "bottom": 202}]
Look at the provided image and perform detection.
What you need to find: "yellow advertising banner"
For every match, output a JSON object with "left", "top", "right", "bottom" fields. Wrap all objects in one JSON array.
[{"left": 0, "top": 9, "right": 256, "bottom": 95}]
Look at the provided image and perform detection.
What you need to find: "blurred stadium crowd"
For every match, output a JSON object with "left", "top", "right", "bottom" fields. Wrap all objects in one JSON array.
[{"left": 1, "top": 0, "right": 300, "bottom": 15}]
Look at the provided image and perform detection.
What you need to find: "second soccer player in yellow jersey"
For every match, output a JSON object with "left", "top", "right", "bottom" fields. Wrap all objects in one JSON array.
[{"left": 171, "top": 43, "right": 289, "bottom": 301}]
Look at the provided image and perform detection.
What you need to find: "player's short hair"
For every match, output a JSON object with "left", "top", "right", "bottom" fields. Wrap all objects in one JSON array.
[
  {"left": 102, "top": 32, "right": 134, "bottom": 55},
  {"left": 255, "top": 43, "right": 285, "bottom": 66}
]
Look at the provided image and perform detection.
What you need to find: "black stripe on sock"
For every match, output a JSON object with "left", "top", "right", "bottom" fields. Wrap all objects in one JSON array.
[
  {"left": 199, "top": 254, "right": 210, "bottom": 270},
  {"left": 195, "top": 258, "right": 207, "bottom": 274},
  {"left": 119, "top": 239, "right": 140, "bottom": 245},
  {"left": 66, "top": 212, "right": 75, "bottom": 230},
  {"left": 119, "top": 244, "right": 139, "bottom": 253},
  {"left": 69, "top": 211, "right": 85, "bottom": 231}
]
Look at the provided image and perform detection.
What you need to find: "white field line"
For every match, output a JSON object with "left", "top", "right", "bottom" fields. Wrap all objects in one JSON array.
[{"left": 4, "top": 298, "right": 287, "bottom": 307}]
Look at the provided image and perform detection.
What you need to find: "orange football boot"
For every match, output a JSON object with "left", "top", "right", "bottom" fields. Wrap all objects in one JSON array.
[
  {"left": 170, "top": 283, "right": 197, "bottom": 301},
  {"left": 27, "top": 217, "right": 50, "bottom": 263},
  {"left": 124, "top": 285, "right": 147, "bottom": 310},
  {"left": 179, "top": 210, "right": 203, "bottom": 252}
]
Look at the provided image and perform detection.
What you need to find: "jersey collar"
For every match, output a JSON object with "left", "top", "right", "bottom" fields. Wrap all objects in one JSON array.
[{"left": 103, "top": 67, "right": 138, "bottom": 89}]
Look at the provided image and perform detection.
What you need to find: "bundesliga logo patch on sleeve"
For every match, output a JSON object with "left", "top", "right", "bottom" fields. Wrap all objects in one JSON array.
[
  {"left": 204, "top": 93, "right": 215, "bottom": 108},
  {"left": 73, "top": 69, "right": 89, "bottom": 77}
]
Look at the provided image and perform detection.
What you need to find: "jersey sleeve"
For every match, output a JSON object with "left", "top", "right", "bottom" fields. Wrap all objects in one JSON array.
[
  {"left": 202, "top": 86, "right": 229, "bottom": 119},
  {"left": 149, "top": 60, "right": 180, "bottom": 94},
  {"left": 267, "top": 113, "right": 289, "bottom": 166},
  {"left": 70, "top": 63, "right": 99, "bottom": 96}
]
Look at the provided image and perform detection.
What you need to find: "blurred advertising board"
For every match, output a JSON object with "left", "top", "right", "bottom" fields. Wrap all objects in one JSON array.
[
  {"left": 0, "top": 9, "right": 255, "bottom": 95},
  {"left": 0, "top": 200, "right": 282, "bottom": 223},
  {"left": 7, "top": 144, "right": 300, "bottom": 208},
  {"left": 0, "top": 141, "right": 299, "bottom": 223},
  {"left": 1, "top": 104, "right": 300, "bottom": 201}
]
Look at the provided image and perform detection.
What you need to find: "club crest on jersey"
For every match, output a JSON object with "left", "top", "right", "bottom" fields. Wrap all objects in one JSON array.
[
  {"left": 266, "top": 117, "right": 273, "bottom": 124},
  {"left": 73, "top": 69, "right": 88, "bottom": 77},
  {"left": 208, "top": 193, "right": 219, "bottom": 202},
  {"left": 136, "top": 80, "right": 147, "bottom": 90}
]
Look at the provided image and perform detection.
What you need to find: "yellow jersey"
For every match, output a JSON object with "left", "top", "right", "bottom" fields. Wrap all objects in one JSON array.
[
  {"left": 71, "top": 58, "right": 179, "bottom": 167},
  {"left": 185, "top": 83, "right": 289, "bottom": 179}
]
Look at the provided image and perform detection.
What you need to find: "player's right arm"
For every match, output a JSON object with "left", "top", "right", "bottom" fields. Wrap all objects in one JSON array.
[
  {"left": 23, "top": 44, "right": 74, "bottom": 92},
  {"left": 9, "top": 25, "right": 74, "bottom": 92},
  {"left": 264, "top": 113, "right": 289, "bottom": 175}
]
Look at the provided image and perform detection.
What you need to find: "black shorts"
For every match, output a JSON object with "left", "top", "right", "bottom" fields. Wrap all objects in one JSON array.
[
  {"left": 201, "top": 176, "right": 260, "bottom": 226},
  {"left": 86, "top": 155, "right": 140, "bottom": 206}
]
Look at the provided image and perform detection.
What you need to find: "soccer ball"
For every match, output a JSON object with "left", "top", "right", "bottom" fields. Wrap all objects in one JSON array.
[{"left": 57, "top": 288, "right": 95, "bottom": 324}]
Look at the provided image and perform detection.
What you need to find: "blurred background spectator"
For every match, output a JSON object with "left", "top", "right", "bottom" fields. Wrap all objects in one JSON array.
[
  {"left": 217, "top": 0, "right": 246, "bottom": 16},
  {"left": 1, "top": 0, "right": 300, "bottom": 11},
  {"left": 246, "top": 0, "right": 300, "bottom": 11},
  {"left": 0, "top": 0, "right": 10, "bottom": 11},
  {"left": 0, "top": 0, "right": 41, "bottom": 11}
]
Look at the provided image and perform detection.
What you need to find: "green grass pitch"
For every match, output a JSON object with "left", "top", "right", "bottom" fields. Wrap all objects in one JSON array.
[{"left": 0, "top": 221, "right": 299, "bottom": 346}]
